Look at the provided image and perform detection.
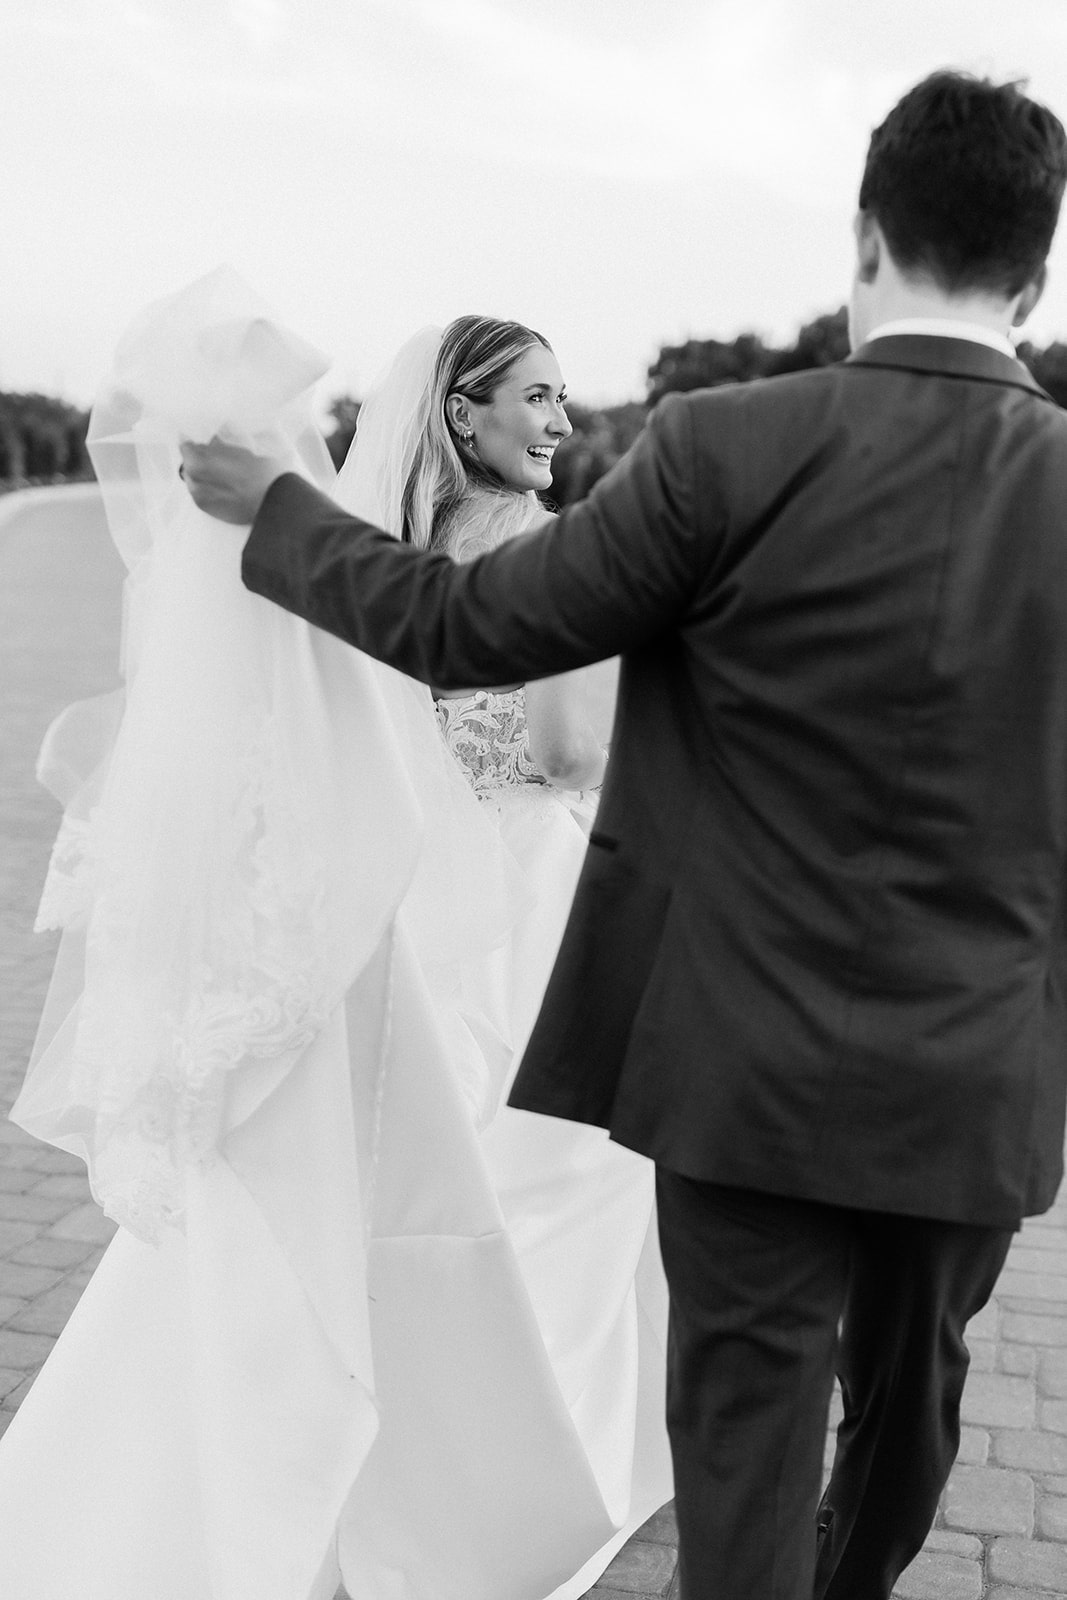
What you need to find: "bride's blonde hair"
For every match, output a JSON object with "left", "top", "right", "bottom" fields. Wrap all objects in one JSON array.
[{"left": 401, "top": 315, "right": 552, "bottom": 561}]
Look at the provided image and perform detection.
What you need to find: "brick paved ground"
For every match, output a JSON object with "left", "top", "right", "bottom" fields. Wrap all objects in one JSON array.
[
  {"left": 4, "top": 488, "right": 1067, "bottom": 1600},
  {"left": 0, "top": 487, "right": 122, "bottom": 1445}
]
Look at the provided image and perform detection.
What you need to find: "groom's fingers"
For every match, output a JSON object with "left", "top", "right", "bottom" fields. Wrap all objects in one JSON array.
[{"left": 178, "top": 438, "right": 286, "bottom": 526}]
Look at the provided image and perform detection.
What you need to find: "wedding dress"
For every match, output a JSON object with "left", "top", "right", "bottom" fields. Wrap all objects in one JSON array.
[{"left": 0, "top": 271, "right": 671, "bottom": 1600}]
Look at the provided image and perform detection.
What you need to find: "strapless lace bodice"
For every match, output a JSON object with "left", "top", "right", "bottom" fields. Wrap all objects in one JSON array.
[{"left": 434, "top": 689, "right": 549, "bottom": 801}]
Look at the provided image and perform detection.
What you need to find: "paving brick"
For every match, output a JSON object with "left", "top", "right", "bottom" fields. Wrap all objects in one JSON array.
[
  {"left": 1001, "top": 1293, "right": 1067, "bottom": 1317},
  {"left": 0, "top": 1121, "right": 37, "bottom": 1146},
  {"left": 0, "top": 1328, "right": 54, "bottom": 1369},
  {"left": 7, "top": 1236, "right": 95, "bottom": 1269},
  {"left": 0, "top": 1366, "right": 27, "bottom": 1401},
  {"left": 0, "top": 1294, "right": 25, "bottom": 1324},
  {"left": 1036, "top": 1493, "right": 1067, "bottom": 1540},
  {"left": 959, "top": 1371, "right": 1036, "bottom": 1429},
  {"left": 633, "top": 1504, "right": 677, "bottom": 1546},
  {"left": 595, "top": 1540, "right": 675, "bottom": 1596},
  {"left": 955, "top": 1427, "right": 990, "bottom": 1466},
  {"left": 8, "top": 1277, "right": 87, "bottom": 1334},
  {"left": 1000, "top": 1343, "right": 1038, "bottom": 1378},
  {"left": 1039, "top": 1398, "right": 1067, "bottom": 1434},
  {"left": 0, "top": 1166, "right": 37, "bottom": 1194},
  {"left": 21, "top": 1147, "right": 86, "bottom": 1176},
  {"left": 0, "top": 1143, "right": 59, "bottom": 1171},
  {"left": 28, "top": 1173, "right": 90, "bottom": 1201},
  {"left": 0, "top": 1190, "right": 76, "bottom": 1224},
  {"left": 894, "top": 1549, "right": 982, "bottom": 1600},
  {"left": 1004, "top": 1273, "right": 1067, "bottom": 1312},
  {"left": 0, "top": 1219, "right": 38, "bottom": 1256},
  {"left": 942, "top": 1465, "right": 1034, "bottom": 1534},
  {"left": 591, "top": 1592, "right": 665, "bottom": 1600},
  {"left": 988, "top": 1534, "right": 1067, "bottom": 1590},
  {"left": 964, "top": 1338, "right": 995, "bottom": 1372},
  {"left": 965, "top": 1301, "right": 999, "bottom": 1340},
  {"left": 1031, "top": 1201, "right": 1067, "bottom": 1220},
  {"left": 1002, "top": 1310, "right": 1067, "bottom": 1347},
  {"left": 1037, "top": 1348, "right": 1067, "bottom": 1397},
  {"left": 65, "top": 1252, "right": 106, "bottom": 1289},
  {"left": 987, "top": 1589, "right": 1060, "bottom": 1600},
  {"left": 1014, "top": 1227, "right": 1067, "bottom": 1253},
  {"left": 1, "top": 1370, "right": 37, "bottom": 1410},
  {"left": 922, "top": 1530, "right": 983, "bottom": 1559},
  {"left": 0, "top": 1261, "right": 62, "bottom": 1299},
  {"left": 1008, "top": 1247, "right": 1067, "bottom": 1277},
  {"left": 47, "top": 1203, "right": 115, "bottom": 1245},
  {"left": 993, "top": 1429, "right": 1067, "bottom": 1473}
]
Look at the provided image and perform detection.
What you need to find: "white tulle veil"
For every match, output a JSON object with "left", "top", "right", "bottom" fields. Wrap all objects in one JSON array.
[
  {"left": 333, "top": 324, "right": 442, "bottom": 532},
  {"left": 14, "top": 270, "right": 523, "bottom": 1243}
]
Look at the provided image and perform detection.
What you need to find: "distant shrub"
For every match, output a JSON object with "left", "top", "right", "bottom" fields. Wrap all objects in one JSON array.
[{"left": 0, "top": 393, "right": 91, "bottom": 487}]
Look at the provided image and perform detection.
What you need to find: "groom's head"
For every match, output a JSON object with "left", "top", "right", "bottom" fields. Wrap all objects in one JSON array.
[{"left": 853, "top": 72, "right": 1067, "bottom": 333}]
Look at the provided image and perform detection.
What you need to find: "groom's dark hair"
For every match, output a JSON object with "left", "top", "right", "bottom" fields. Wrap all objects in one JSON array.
[{"left": 859, "top": 71, "right": 1067, "bottom": 295}]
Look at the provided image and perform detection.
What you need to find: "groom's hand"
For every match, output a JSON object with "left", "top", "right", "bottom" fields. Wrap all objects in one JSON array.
[{"left": 179, "top": 438, "right": 291, "bottom": 526}]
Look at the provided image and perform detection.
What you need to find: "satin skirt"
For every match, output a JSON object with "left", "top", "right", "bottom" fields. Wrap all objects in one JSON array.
[{"left": 0, "top": 785, "right": 671, "bottom": 1600}]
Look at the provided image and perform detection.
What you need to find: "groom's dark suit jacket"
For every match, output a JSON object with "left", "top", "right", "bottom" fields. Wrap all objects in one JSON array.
[{"left": 243, "top": 335, "right": 1067, "bottom": 1227}]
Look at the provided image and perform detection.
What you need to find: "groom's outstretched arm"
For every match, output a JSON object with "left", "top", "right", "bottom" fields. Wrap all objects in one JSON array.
[{"left": 241, "top": 391, "right": 723, "bottom": 689}]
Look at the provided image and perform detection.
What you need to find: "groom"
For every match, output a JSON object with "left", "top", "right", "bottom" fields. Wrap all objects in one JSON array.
[{"left": 183, "top": 72, "right": 1067, "bottom": 1600}]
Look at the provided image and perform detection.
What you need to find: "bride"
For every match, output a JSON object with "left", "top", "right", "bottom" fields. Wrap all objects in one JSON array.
[{"left": 0, "top": 271, "right": 670, "bottom": 1600}]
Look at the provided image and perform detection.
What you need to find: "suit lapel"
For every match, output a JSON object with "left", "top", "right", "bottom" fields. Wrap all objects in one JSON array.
[{"left": 846, "top": 334, "right": 1054, "bottom": 402}]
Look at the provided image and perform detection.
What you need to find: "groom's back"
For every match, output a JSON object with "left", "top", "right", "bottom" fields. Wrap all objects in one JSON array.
[
  {"left": 682, "top": 342, "right": 1067, "bottom": 943},
  {"left": 516, "top": 343, "right": 1067, "bottom": 1227}
]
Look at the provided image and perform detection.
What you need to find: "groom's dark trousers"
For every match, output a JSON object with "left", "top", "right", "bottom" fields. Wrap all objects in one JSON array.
[
  {"left": 240, "top": 335, "right": 1067, "bottom": 1600},
  {"left": 655, "top": 1175, "right": 1013, "bottom": 1599}
]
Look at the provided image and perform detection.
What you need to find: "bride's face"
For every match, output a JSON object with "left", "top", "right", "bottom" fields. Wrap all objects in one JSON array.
[{"left": 465, "top": 345, "right": 572, "bottom": 492}]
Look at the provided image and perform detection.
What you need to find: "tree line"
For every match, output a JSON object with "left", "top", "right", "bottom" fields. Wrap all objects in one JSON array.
[
  {"left": 0, "top": 393, "right": 92, "bottom": 486},
  {"left": 6, "top": 310, "right": 1067, "bottom": 502}
]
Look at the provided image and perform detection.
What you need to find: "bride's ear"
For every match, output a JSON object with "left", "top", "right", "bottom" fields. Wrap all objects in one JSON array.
[{"left": 445, "top": 392, "right": 472, "bottom": 438}]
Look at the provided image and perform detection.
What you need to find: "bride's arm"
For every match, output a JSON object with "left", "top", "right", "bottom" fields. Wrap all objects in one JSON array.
[{"left": 525, "top": 673, "right": 606, "bottom": 790}]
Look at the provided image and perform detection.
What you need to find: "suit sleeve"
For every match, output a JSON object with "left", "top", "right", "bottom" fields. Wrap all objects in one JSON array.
[{"left": 241, "top": 390, "right": 724, "bottom": 688}]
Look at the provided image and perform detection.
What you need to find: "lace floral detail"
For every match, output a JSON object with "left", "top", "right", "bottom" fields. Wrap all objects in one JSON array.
[
  {"left": 435, "top": 689, "right": 548, "bottom": 801},
  {"left": 59, "top": 706, "right": 336, "bottom": 1242},
  {"left": 34, "top": 814, "right": 98, "bottom": 932}
]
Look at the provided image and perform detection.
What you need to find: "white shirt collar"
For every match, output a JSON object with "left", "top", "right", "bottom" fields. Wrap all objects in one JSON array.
[{"left": 865, "top": 318, "right": 1016, "bottom": 359}]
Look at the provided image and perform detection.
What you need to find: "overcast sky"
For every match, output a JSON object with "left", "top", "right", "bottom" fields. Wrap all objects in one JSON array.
[{"left": 4, "top": 0, "right": 1067, "bottom": 409}]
